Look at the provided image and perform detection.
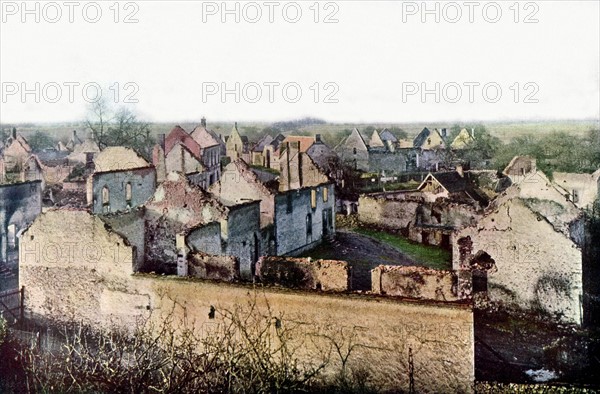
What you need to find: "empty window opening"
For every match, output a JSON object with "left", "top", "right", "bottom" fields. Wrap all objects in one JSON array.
[
  {"left": 472, "top": 270, "right": 488, "bottom": 293},
  {"left": 126, "top": 182, "right": 132, "bottom": 206},
  {"left": 7, "top": 224, "right": 17, "bottom": 249}
]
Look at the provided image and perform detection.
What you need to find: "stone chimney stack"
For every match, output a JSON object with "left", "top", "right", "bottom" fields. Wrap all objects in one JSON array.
[
  {"left": 315, "top": 134, "right": 322, "bottom": 143},
  {"left": 201, "top": 117, "right": 207, "bottom": 128},
  {"left": 72, "top": 130, "right": 77, "bottom": 140},
  {"left": 12, "top": 127, "right": 17, "bottom": 139},
  {"left": 471, "top": 128, "right": 475, "bottom": 138}
]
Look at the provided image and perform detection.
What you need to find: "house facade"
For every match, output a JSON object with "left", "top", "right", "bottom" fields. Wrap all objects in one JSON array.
[{"left": 453, "top": 170, "right": 585, "bottom": 324}]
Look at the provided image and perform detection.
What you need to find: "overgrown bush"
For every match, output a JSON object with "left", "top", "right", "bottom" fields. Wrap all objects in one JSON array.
[{"left": 0, "top": 294, "right": 383, "bottom": 393}]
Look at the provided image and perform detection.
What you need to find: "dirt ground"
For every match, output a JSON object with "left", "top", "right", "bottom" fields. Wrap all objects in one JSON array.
[
  {"left": 300, "top": 229, "right": 418, "bottom": 291},
  {"left": 474, "top": 308, "right": 600, "bottom": 387}
]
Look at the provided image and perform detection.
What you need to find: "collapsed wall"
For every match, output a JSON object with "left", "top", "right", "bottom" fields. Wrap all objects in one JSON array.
[
  {"left": 256, "top": 256, "right": 350, "bottom": 291},
  {"left": 372, "top": 265, "right": 459, "bottom": 301},
  {"left": 19, "top": 209, "right": 475, "bottom": 393}
]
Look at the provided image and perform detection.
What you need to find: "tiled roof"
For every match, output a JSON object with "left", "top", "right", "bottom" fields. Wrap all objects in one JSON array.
[
  {"left": 282, "top": 136, "right": 315, "bottom": 153},
  {"left": 190, "top": 125, "right": 221, "bottom": 149},
  {"left": 165, "top": 126, "right": 202, "bottom": 159}
]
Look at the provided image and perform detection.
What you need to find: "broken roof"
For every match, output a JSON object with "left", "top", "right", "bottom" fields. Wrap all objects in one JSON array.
[
  {"left": 146, "top": 172, "right": 227, "bottom": 231},
  {"left": 419, "top": 172, "right": 468, "bottom": 194}
]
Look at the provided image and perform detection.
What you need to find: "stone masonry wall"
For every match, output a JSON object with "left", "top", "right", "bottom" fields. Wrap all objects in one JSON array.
[
  {"left": 188, "top": 252, "right": 239, "bottom": 282},
  {"left": 372, "top": 265, "right": 459, "bottom": 301},
  {"left": 453, "top": 199, "right": 583, "bottom": 324},
  {"left": 256, "top": 256, "right": 350, "bottom": 291}
]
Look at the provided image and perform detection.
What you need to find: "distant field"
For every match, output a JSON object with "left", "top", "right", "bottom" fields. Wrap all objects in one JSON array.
[{"left": 2, "top": 119, "right": 597, "bottom": 146}]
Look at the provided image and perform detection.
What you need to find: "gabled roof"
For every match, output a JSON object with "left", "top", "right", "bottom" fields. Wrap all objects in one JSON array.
[
  {"left": 379, "top": 129, "right": 398, "bottom": 143},
  {"left": 165, "top": 125, "right": 202, "bottom": 159},
  {"left": 282, "top": 136, "right": 315, "bottom": 153},
  {"left": 369, "top": 130, "right": 384, "bottom": 148},
  {"left": 451, "top": 128, "right": 475, "bottom": 149},
  {"left": 7, "top": 134, "right": 32, "bottom": 154},
  {"left": 418, "top": 171, "right": 490, "bottom": 206},
  {"left": 190, "top": 125, "right": 221, "bottom": 149},
  {"left": 418, "top": 171, "right": 468, "bottom": 194},
  {"left": 269, "top": 134, "right": 286, "bottom": 151},
  {"left": 253, "top": 135, "right": 274, "bottom": 152},
  {"left": 36, "top": 150, "right": 70, "bottom": 166},
  {"left": 336, "top": 128, "right": 368, "bottom": 152}
]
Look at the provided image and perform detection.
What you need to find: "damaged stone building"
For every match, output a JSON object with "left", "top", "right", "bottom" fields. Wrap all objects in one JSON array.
[
  {"left": 153, "top": 122, "right": 221, "bottom": 189},
  {"left": 275, "top": 142, "right": 336, "bottom": 255},
  {"left": 19, "top": 209, "right": 476, "bottom": 392},
  {"left": 0, "top": 180, "right": 42, "bottom": 267},
  {"left": 453, "top": 167, "right": 586, "bottom": 324},
  {"left": 359, "top": 169, "right": 489, "bottom": 248},
  {"left": 87, "top": 147, "right": 157, "bottom": 214}
]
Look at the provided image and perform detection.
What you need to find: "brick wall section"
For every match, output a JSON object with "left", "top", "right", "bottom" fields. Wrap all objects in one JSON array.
[
  {"left": 256, "top": 256, "right": 350, "bottom": 291},
  {"left": 372, "top": 265, "right": 459, "bottom": 301}
]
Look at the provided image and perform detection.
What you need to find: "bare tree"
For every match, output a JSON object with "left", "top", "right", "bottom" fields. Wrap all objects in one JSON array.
[{"left": 86, "top": 98, "right": 153, "bottom": 158}]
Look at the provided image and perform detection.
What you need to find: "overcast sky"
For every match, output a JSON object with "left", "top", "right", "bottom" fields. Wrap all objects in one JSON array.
[{"left": 1, "top": 0, "right": 598, "bottom": 124}]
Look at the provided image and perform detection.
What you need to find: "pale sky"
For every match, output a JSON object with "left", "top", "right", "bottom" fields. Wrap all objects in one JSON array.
[{"left": 0, "top": 0, "right": 598, "bottom": 124}]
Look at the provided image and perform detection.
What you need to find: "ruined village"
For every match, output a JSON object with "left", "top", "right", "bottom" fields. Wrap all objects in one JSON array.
[{"left": 0, "top": 118, "right": 599, "bottom": 393}]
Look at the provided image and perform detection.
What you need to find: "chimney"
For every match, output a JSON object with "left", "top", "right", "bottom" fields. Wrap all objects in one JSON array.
[
  {"left": 159, "top": 134, "right": 166, "bottom": 152},
  {"left": 72, "top": 130, "right": 77, "bottom": 140},
  {"left": 456, "top": 165, "right": 464, "bottom": 177},
  {"left": 234, "top": 122, "right": 238, "bottom": 130},
  {"left": 12, "top": 127, "right": 16, "bottom": 139},
  {"left": 315, "top": 134, "right": 322, "bottom": 143},
  {"left": 471, "top": 128, "right": 475, "bottom": 138},
  {"left": 201, "top": 117, "right": 206, "bottom": 127},
  {"left": 441, "top": 128, "right": 447, "bottom": 138}
]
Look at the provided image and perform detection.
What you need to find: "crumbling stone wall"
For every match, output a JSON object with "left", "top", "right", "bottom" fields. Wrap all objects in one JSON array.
[
  {"left": 358, "top": 194, "right": 422, "bottom": 231},
  {"left": 186, "top": 222, "right": 222, "bottom": 256},
  {"left": 188, "top": 252, "right": 239, "bottom": 281},
  {"left": 89, "top": 167, "right": 156, "bottom": 214},
  {"left": 19, "top": 210, "right": 137, "bottom": 323},
  {"left": 222, "top": 201, "right": 261, "bottom": 279},
  {"left": 209, "top": 161, "right": 275, "bottom": 228},
  {"left": 101, "top": 208, "right": 146, "bottom": 270},
  {"left": 371, "top": 265, "right": 459, "bottom": 301},
  {"left": 20, "top": 224, "right": 475, "bottom": 392},
  {"left": 453, "top": 198, "right": 583, "bottom": 324},
  {"left": 359, "top": 193, "right": 481, "bottom": 244},
  {"left": 0, "top": 180, "right": 42, "bottom": 264},
  {"left": 256, "top": 256, "right": 350, "bottom": 291}
]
